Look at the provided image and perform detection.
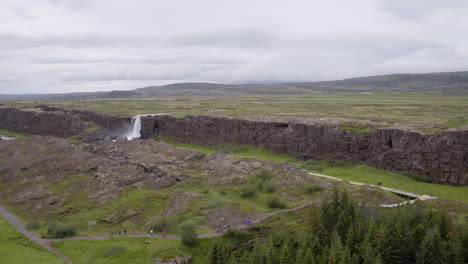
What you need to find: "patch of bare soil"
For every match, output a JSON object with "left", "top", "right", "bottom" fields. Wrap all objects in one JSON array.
[
  {"left": 161, "top": 192, "right": 200, "bottom": 216},
  {"left": 206, "top": 206, "right": 255, "bottom": 229}
]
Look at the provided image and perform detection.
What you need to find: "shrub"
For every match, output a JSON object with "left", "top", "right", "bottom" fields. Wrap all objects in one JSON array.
[
  {"left": 240, "top": 186, "right": 256, "bottom": 198},
  {"left": 26, "top": 221, "right": 40, "bottom": 231},
  {"left": 263, "top": 182, "right": 277, "bottom": 193},
  {"left": 256, "top": 169, "right": 272, "bottom": 181},
  {"left": 266, "top": 197, "right": 287, "bottom": 209},
  {"left": 150, "top": 215, "right": 181, "bottom": 232},
  {"left": 304, "top": 184, "right": 325, "bottom": 194},
  {"left": 223, "top": 228, "right": 250, "bottom": 241},
  {"left": 180, "top": 224, "right": 198, "bottom": 247},
  {"left": 46, "top": 223, "right": 75, "bottom": 238}
]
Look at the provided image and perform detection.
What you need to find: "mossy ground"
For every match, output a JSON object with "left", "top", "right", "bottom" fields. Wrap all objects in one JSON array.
[{"left": 50, "top": 237, "right": 213, "bottom": 264}]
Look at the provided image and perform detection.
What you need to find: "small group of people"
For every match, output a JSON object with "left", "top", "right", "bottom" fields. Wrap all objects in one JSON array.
[
  {"left": 216, "top": 225, "right": 230, "bottom": 234},
  {"left": 377, "top": 181, "right": 383, "bottom": 186},
  {"left": 149, "top": 229, "right": 167, "bottom": 237},
  {"left": 117, "top": 229, "right": 127, "bottom": 236}
]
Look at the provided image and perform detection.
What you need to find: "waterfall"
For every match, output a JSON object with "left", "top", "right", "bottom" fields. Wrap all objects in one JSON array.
[
  {"left": 125, "top": 113, "right": 171, "bottom": 140},
  {"left": 126, "top": 115, "right": 142, "bottom": 140}
]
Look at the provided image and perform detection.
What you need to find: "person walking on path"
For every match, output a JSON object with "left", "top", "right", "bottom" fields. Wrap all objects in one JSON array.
[
  {"left": 118, "top": 230, "right": 121, "bottom": 236},
  {"left": 162, "top": 230, "right": 167, "bottom": 238},
  {"left": 124, "top": 229, "right": 126, "bottom": 235},
  {"left": 150, "top": 229, "right": 154, "bottom": 236}
]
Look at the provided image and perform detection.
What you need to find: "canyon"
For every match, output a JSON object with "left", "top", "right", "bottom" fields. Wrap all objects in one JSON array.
[{"left": 0, "top": 106, "right": 466, "bottom": 185}]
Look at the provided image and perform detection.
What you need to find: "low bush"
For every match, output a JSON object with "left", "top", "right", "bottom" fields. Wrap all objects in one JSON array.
[
  {"left": 180, "top": 224, "right": 198, "bottom": 247},
  {"left": 25, "top": 221, "right": 40, "bottom": 231},
  {"left": 256, "top": 169, "right": 272, "bottom": 181},
  {"left": 263, "top": 182, "right": 277, "bottom": 193},
  {"left": 223, "top": 228, "right": 250, "bottom": 241},
  {"left": 304, "top": 184, "right": 325, "bottom": 194},
  {"left": 266, "top": 197, "right": 287, "bottom": 209},
  {"left": 240, "top": 186, "right": 256, "bottom": 198},
  {"left": 150, "top": 215, "right": 181, "bottom": 232},
  {"left": 46, "top": 223, "right": 76, "bottom": 238}
]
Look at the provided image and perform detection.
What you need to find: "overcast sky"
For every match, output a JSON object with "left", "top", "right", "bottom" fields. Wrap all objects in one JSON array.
[{"left": 1, "top": 0, "right": 468, "bottom": 94}]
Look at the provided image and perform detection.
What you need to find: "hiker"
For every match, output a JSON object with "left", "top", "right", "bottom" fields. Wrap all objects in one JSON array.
[
  {"left": 110, "top": 232, "right": 113, "bottom": 238},
  {"left": 150, "top": 229, "right": 154, "bottom": 236},
  {"left": 118, "top": 230, "right": 121, "bottom": 236},
  {"left": 246, "top": 217, "right": 252, "bottom": 225},
  {"left": 124, "top": 229, "right": 127, "bottom": 235},
  {"left": 162, "top": 230, "right": 167, "bottom": 238}
]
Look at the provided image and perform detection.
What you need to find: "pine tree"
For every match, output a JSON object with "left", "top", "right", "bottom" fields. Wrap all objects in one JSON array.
[
  {"left": 279, "top": 241, "right": 295, "bottom": 264},
  {"left": 416, "top": 227, "right": 448, "bottom": 264}
]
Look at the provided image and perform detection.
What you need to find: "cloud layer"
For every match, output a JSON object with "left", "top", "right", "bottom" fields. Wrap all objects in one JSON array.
[{"left": 1, "top": 0, "right": 467, "bottom": 93}]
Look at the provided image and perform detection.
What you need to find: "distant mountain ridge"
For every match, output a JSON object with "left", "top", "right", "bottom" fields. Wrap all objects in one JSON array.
[{"left": 1, "top": 71, "right": 467, "bottom": 100}]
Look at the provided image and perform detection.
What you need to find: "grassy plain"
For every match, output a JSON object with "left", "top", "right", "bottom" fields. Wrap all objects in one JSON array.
[
  {"left": 0, "top": 217, "right": 66, "bottom": 264},
  {"left": 51, "top": 237, "right": 212, "bottom": 264},
  {"left": 5, "top": 92, "right": 468, "bottom": 133}
]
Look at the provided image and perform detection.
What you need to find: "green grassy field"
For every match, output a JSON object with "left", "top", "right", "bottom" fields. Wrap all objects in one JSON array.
[
  {"left": 0, "top": 217, "right": 66, "bottom": 264},
  {"left": 51, "top": 237, "right": 212, "bottom": 264},
  {"left": 6, "top": 92, "right": 468, "bottom": 133}
]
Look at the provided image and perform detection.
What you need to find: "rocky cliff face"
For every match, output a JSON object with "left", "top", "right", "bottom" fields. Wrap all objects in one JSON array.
[
  {"left": 71, "top": 109, "right": 131, "bottom": 132},
  {"left": 141, "top": 115, "right": 468, "bottom": 185},
  {"left": 0, "top": 107, "right": 84, "bottom": 137}
]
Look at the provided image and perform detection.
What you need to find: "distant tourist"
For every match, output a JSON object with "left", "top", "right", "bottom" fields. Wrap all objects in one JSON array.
[
  {"left": 162, "top": 230, "right": 167, "bottom": 238},
  {"left": 150, "top": 229, "right": 154, "bottom": 236}
]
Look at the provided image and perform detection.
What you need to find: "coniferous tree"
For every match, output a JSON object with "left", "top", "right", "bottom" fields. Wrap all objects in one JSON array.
[{"left": 416, "top": 227, "right": 448, "bottom": 264}]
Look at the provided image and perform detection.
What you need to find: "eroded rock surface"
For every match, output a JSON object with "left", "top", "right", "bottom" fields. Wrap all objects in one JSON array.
[{"left": 0, "top": 107, "right": 84, "bottom": 137}]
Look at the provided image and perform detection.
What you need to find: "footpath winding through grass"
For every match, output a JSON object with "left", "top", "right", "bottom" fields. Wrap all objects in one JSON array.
[{"left": 0, "top": 217, "right": 66, "bottom": 264}]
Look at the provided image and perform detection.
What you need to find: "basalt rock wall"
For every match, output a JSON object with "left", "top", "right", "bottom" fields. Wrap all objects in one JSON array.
[
  {"left": 141, "top": 115, "right": 468, "bottom": 185},
  {"left": 0, "top": 107, "right": 85, "bottom": 137},
  {"left": 71, "top": 109, "right": 131, "bottom": 132}
]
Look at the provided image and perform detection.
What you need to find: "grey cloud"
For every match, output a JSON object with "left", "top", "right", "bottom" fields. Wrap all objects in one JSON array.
[{"left": 0, "top": 0, "right": 467, "bottom": 94}]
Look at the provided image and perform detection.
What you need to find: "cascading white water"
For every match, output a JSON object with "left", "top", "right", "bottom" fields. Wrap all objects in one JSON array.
[
  {"left": 126, "top": 115, "right": 142, "bottom": 140},
  {"left": 125, "top": 113, "right": 171, "bottom": 140}
]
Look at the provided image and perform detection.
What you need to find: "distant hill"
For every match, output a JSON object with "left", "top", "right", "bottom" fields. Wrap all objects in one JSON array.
[{"left": 1, "top": 71, "right": 467, "bottom": 100}]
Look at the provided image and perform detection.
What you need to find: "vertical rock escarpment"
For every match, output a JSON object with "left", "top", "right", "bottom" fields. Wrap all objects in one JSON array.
[
  {"left": 0, "top": 107, "right": 85, "bottom": 137},
  {"left": 71, "top": 110, "right": 131, "bottom": 131},
  {"left": 141, "top": 115, "right": 467, "bottom": 185}
]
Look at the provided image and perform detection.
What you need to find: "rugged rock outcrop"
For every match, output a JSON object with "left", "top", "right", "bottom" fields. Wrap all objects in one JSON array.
[
  {"left": 140, "top": 115, "right": 468, "bottom": 185},
  {"left": 71, "top": 109, "right": 131, "bottom": 132},
  {"left": 0, "top": 106, "right": 132, "bottom": 140},
  {"left": 0, "top": 107, "right": 84, "bottom": 137}
]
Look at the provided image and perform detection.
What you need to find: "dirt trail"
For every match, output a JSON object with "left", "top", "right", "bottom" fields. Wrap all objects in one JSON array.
[
  {"left": 307, "top": 172, "right": 438, "bottom": 205},
  {"left": 0, "top": 204, "right": 73, "bottom": 264}
]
